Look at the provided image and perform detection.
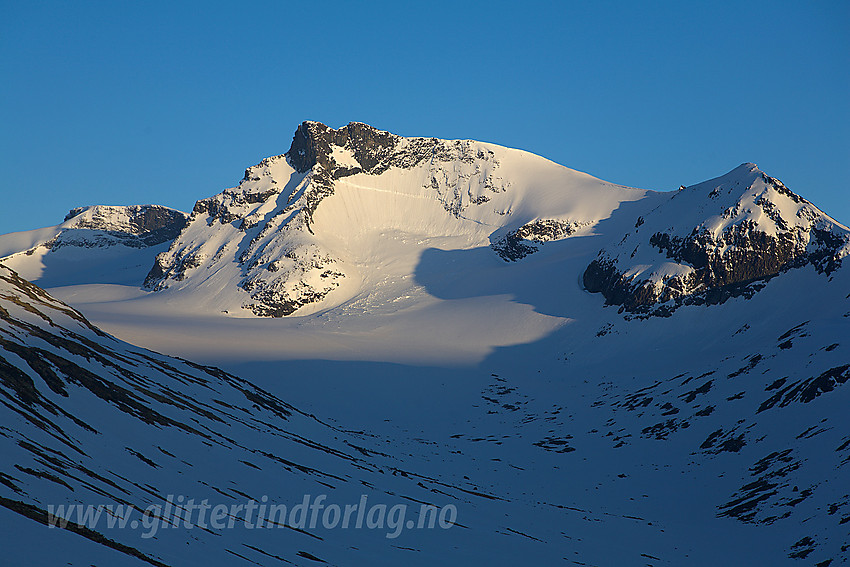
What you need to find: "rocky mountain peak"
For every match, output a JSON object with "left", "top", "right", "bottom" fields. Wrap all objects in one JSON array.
[
  {"left": 1, "top": 205, "right": 191, "bottom": 257},
  {"left": 142, "top": 120, "right": 551, "bottom": 317},
  {"left": 286, "top": 120, "right": 400, "bottom": 175},
  {"left": 141, "top": 122, "right": 848, "bottom": 321},
  {"left": 63, "top": 204, "right": 188, "bottom": 236},
  {"left": 583, "top": 163, "right": 850, "bottom": 315}
]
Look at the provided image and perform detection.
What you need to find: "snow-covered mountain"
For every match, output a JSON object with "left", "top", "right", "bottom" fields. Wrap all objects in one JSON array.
[
  {"left": 583, "top": 163, "right": 850, "bottom": 315},
  {"left": 0, "top": 205, "right": 187, "bottom": 288},
  {"left": 1, "top": 121, "right": 849, "bottom": 565},
  {"left": 143, "top": 121, "right": 645, "bottom": 317},
  {"left": 3, "top": 204, "right": 187, "bottom": 254}
]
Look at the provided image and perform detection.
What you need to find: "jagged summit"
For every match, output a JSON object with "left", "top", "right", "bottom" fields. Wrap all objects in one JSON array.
[{"left": 286, "top": 120, "right": 401, "bottom": 174}]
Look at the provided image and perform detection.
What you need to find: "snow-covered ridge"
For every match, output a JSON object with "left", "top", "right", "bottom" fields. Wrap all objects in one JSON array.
[
  {"left": 0, "top": 204, "right": 189, "bottom": 286},
  {"left": 63, "top": 204, "right": 188, "bottom": 237},
  {"left": 583, "top": 163, "right": 850, "bottom": 315},
  {"left": 145, "top": 121, "right": 643, "bottom": 317},
  {"left": 0, "top": 204, "right": 188, "bottom": 258},
  {"left": 48, "top": 204, "right": 188, "bottom": 251}
]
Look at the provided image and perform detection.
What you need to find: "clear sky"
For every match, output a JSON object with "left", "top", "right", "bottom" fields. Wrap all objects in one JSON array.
[{"left": 2, "top": 0, "right": 848, "bottom": 234}]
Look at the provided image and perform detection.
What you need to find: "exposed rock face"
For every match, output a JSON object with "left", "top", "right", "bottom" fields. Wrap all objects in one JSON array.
[
  {"left": 64, "top": 204, "right": 187, "bottom": 235},
  {"left": 288, "top": 120, "right": 401, "bottom": 175},
  {"left": 142, "top": 147, "right": 349, "bottom": 316},
  {"left": 287, "top": 121, "right": 409, "bottom": 230},
  {"left": 492, "top": 219, "right": 588, "bottom": 261},
  {"left": 583, "top": 164, "right": 850, "bottom": 315},
  {"left": 51, "top": 205, "right": 188, "bottom": 249},
  {"left": 285, "top": 121, "right": 510, "bottom": 228}
]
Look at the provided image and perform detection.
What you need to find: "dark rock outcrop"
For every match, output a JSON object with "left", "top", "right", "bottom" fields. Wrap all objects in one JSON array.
[
  {"left": 40, "top": 205, "right": 190, "bottom": 252},
  {"left": 284, "top": 121, "right": 506, "bottom": 228},
  {"left": 493, "top": 219, "right": 587, "bottom": 261},
  {"left": 65, "top": 205, "right": 187, "bottom": 237},
  {"left": 287, "top": 121, "right": 401, "bottom": 175}
]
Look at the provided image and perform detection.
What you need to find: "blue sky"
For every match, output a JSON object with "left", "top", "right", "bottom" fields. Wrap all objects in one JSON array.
[{"left": 2, "top": 1, "right": 848, "bottom": 233}]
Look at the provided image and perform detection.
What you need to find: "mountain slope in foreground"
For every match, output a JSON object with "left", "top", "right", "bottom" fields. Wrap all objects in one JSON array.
[
  {"left": 4, "top": 261, "right": 850, "bottom": 565},
  {"left": 0, "top": 264, "right": 583, "bottom": 566}
]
